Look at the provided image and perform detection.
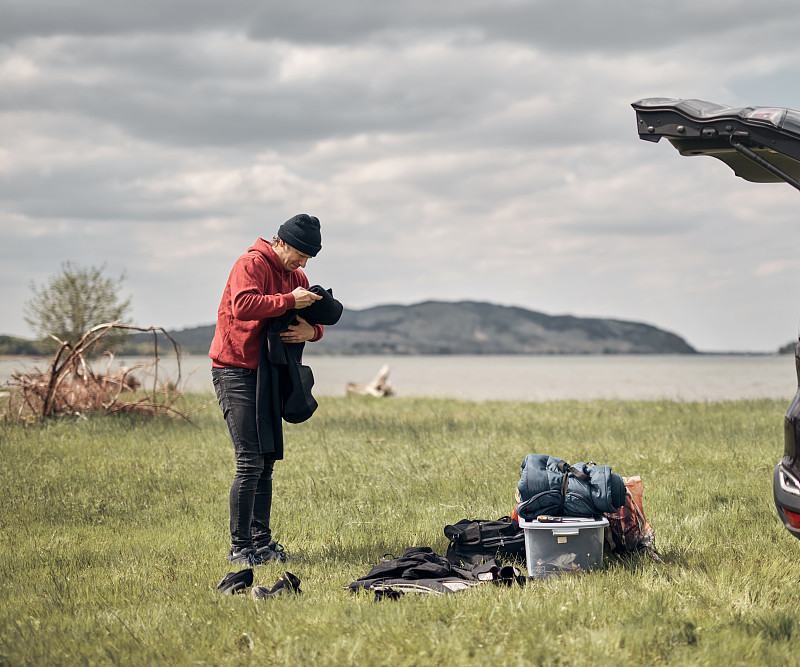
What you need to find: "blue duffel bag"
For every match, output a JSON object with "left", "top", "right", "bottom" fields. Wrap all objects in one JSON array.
[{"left": 516, "top": 454, "right": 627, "bottom": 521}]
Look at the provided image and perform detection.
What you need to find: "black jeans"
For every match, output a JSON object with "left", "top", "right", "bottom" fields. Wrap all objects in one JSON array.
[{"left": 212, "top": 366, "right": 276, "bottom": 550}]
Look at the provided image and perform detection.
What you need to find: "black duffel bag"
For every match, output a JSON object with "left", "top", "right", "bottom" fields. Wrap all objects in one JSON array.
[{"left": 443, "top": 517, "right": 525, "bottom": 565}]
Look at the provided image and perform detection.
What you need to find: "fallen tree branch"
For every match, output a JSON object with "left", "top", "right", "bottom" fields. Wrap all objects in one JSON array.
[{"left": 2, "top": 323, "right": 196, "bottom": 422}]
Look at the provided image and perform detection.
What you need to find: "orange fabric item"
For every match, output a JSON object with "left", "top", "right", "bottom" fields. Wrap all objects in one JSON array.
[
  {"left": 622, "top": 476, "right": 652, "bottom": 532},
  {"left": 604, "top": 475, "right": 656, "bottom": 555}
]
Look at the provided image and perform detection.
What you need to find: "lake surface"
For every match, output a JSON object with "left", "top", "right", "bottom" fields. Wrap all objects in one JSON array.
[{"left": 2, "top": 354, "right": 797, "bottom": 403}]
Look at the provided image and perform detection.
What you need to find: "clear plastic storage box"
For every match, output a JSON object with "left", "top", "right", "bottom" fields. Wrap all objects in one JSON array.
[{"left": 518, "top": 515, "right": 609, "bottom": 578}]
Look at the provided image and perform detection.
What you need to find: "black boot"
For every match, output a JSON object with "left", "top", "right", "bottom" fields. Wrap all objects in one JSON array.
[
  {"left": 251, "top": 572, "right": 302, "bottom": 600},
  {"left": 216, "top": 568, "right": 254, "bottom": 594}
]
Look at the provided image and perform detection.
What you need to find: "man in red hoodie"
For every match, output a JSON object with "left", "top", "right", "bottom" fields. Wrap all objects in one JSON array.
[{"left": 210, "top": 214, "right": 323, "bottom": 566}]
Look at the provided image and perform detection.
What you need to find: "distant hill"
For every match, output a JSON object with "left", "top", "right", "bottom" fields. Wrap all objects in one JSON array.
[
  {"left": 120, "top": 325, "right": 216, "bottom": 356},
  {"left": 309, "top": 300, "right": 696, "bottom": 355},
  {"left": 120, "top": 300, "right": 696, "bottom": 355},
  {"left": 0, "top": 335, "right": 47, "bottom": 356}
]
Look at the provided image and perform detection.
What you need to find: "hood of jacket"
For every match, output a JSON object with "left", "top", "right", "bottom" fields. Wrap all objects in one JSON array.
[{"left": 248, "top": 237, "right": 286, "bottom": 275}]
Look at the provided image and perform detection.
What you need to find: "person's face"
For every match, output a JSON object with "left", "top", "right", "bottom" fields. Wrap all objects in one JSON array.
[{"left": 275, "top": 240, "right": 312, "bottom": 272}]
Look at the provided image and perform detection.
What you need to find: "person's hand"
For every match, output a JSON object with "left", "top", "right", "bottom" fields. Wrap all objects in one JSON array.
[
  {"left": 291, "top": 287, "right": 323, "bottom": 309},
  {"left": 280, "top": 316, "right": 316, "bottom": 344}
]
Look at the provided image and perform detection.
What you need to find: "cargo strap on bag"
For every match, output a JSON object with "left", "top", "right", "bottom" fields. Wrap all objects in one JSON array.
[{"left": 556, "top": 460, "right": 591, "bottom": 516}]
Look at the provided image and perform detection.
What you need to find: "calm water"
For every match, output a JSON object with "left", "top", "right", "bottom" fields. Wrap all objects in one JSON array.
[{"left": 2, "top": 354, "right": 797, "bottom": 402}]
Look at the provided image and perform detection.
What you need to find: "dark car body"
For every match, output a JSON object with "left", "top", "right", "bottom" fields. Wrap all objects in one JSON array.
[
  {"left": 775, "top": 343, "right": 800, "bottom": 538},
  {"left": 632, "top": 97, "right": 800, "bottom": 538}
]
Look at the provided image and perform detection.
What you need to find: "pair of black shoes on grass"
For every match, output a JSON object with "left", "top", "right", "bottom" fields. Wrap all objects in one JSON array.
[
  {"left": 227, "top": 540, "right": 288, "bottom": 567},
  {"left": 216, "top": 569, "right": 302, "bottom": 600}
]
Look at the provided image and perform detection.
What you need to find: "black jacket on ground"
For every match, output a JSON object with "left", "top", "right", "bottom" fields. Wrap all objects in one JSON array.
[{"left": 347, "top": 547, "right": 502, "bottom": 593}]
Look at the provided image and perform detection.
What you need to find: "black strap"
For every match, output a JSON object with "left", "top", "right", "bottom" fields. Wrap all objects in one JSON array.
[
  {"left": 556, "top": 460, "right": 591, "bottom": 515},
  {"left": 556, "top": 459, "right": 591, "bottom": 482},
  {"left": 558, "top": 473, "right": 568, "bottom": 515}
]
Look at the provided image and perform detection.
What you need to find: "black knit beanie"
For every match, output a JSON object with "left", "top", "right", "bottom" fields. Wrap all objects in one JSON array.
[{"left": 277, "top": 214, "right": 322, "bottom": 257}]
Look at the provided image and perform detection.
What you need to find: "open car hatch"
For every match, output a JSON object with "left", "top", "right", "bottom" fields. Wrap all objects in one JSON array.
[
  {"left": 633, "top": 96, "right": 800, "bottom": 540},
  {"left": 632, "top": 97, "right": 800, "bottom": 190}
]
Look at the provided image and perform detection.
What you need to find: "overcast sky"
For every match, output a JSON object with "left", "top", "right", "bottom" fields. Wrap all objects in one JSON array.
[{"left": 2, "top": 1, "right": 799, "bottom": 352}]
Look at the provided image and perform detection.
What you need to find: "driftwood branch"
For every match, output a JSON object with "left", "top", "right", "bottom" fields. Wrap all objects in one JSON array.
[{"left": 346, "top": 364, "right": 395, "bottom": 397}]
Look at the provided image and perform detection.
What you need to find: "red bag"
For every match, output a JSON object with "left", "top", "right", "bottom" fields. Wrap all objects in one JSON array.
[{"left": 604, "top": 476, "right": 662, "bottom": 561}]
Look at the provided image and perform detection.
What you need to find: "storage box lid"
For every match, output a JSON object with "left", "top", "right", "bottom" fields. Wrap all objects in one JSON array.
[{"left": 518, "top": 516, "right": 609, "bottom": 531}]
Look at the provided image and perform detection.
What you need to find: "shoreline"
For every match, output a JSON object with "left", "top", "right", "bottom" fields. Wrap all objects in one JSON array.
[{"left": 2, "top": 353, "right": 795, "bottom": 403}]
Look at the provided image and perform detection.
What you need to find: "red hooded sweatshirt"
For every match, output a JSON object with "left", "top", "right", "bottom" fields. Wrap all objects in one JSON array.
[{"left": 209, "top": 238, "right": 322, "bottom": 369}]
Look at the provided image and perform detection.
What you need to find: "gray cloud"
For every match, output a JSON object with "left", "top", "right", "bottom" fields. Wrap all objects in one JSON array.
[
  {"left": 2, "top": 0, "right": 800, "bottom": 351},
  {"left": 4, "top": 0, "right": 800, "bottom": 54}
]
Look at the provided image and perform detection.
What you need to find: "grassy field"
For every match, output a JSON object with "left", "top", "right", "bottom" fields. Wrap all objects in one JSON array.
[{"left": 0, "top": 394, "right": 797, "bottom": 666}]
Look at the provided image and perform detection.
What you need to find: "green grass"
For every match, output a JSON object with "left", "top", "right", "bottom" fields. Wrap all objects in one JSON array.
[{"left": 0, "top": 395, "right": 797, "bottom": 666}]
